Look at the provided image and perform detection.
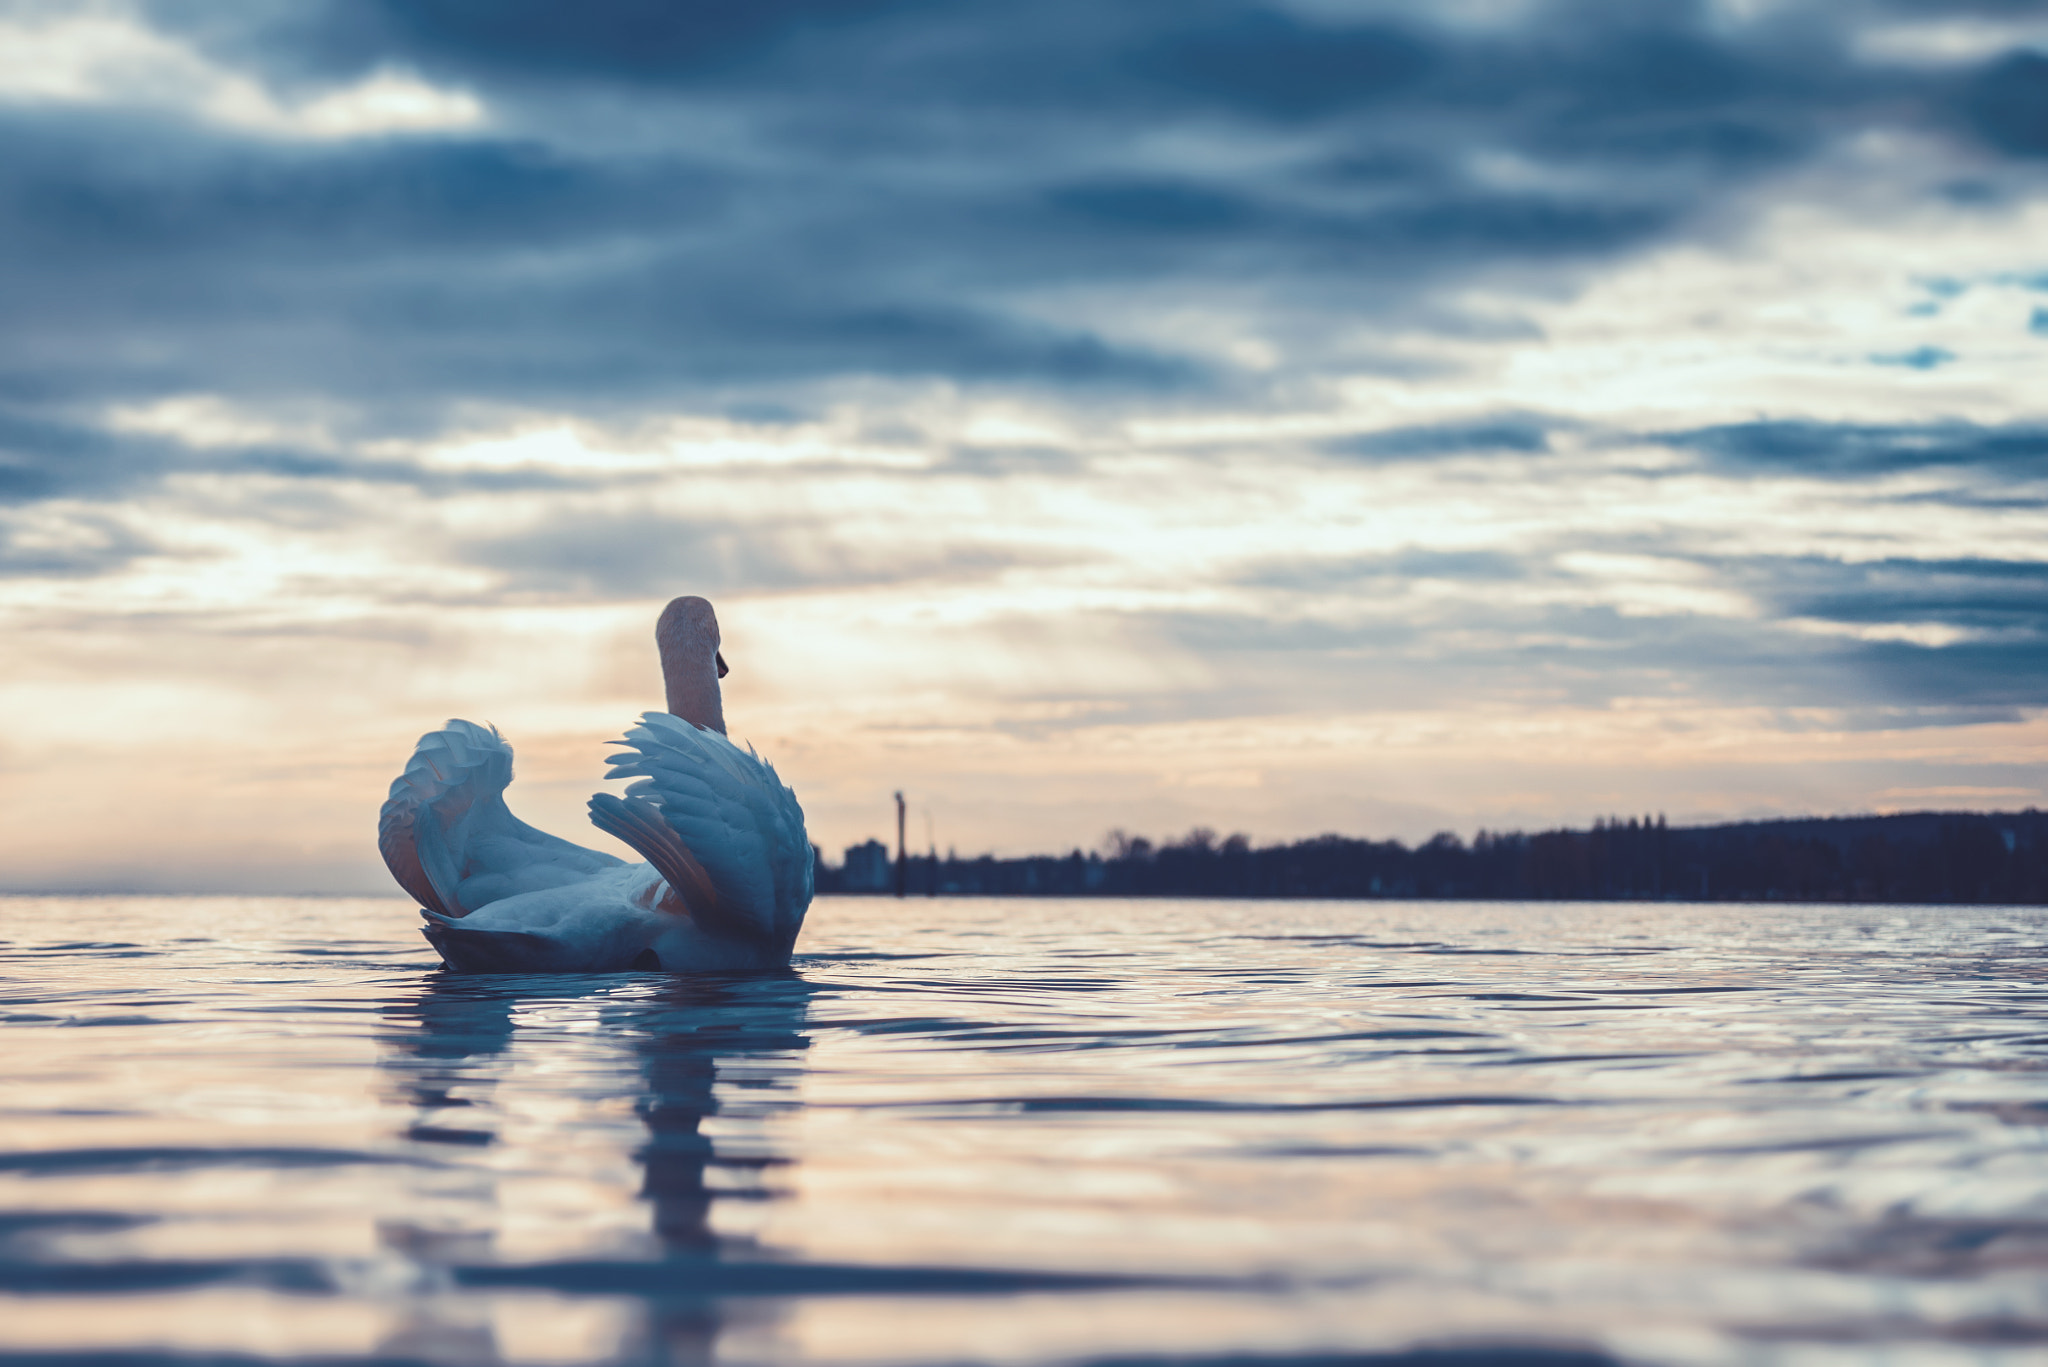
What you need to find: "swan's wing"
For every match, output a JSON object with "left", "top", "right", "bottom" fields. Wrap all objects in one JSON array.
[
  {"left": 590, "top": 711, "right": 813, "bottom": 949},
  {"left": 586, "top": 792, "right": 721, "bottom": 916},
  {"left": 379, "top": 719, "right": 625, "bottom": 916}
]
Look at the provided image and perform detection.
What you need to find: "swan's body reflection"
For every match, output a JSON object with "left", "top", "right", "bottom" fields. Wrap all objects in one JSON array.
[{"left": 374, "top": 971, "right": 814, "bottom": 1365}]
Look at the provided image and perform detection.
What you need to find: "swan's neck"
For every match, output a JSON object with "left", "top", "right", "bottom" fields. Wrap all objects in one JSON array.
[{"left": 657, "top": 597, "right": 726, "bottom": 734}]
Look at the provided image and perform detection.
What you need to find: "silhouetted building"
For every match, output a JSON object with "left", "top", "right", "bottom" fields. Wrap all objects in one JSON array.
[{"left": 840, "top": 839, "right": 891, "bottom": 893}]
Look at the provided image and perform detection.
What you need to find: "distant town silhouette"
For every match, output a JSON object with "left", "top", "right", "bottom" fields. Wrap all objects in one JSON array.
[{"left": 817, "top": 810, "right": 2048, "bottom": 904}]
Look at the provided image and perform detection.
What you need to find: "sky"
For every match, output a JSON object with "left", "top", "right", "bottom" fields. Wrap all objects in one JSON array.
[{"left": 3, "top": 0, "right": 2047, "bottom": 892}]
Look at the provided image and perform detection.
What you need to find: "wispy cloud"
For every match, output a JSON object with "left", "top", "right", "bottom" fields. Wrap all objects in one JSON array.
[
  {"left": 1660, "top": 419, "right": 2048, "bottom": 476},
  {"left": 0, "top": 9, "right": 484, "bottom": 138}
]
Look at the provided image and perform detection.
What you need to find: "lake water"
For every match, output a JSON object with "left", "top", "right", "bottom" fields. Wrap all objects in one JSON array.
[{"left": 1, "top": 895, "right": 2045, "bottom": 1367}]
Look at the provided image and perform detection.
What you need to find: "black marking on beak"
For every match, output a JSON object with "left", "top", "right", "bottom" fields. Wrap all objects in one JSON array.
[{"left": 715, "top": 651, "right": 729, "bottom": 678}]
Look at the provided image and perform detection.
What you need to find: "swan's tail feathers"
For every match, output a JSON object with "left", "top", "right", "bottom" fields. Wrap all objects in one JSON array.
[
  {"left": 381, "top": 720, "right": 625, "bottom": 918},
  {"left": 587, "top": 792, "right": 722, "bottom": 916},
  {"left": 593, "top": 712, "right": 813, "bottom": 952}
]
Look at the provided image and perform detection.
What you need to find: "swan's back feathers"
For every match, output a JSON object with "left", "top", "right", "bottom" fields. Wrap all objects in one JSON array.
[
  {"left": 596, "top": 712, "right": 812, "bottom": 950},
  {"left": 380, "top": 719, "right": 624, "bottom": 916}
]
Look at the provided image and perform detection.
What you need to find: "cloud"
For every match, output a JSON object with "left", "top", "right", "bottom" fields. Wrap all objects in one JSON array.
[
  {"left": 1224, "top": 535, "right": 2048, "bottom": 715},
  {"left": 1657, "top": 419, "right": 2048, "bottom": 477},
  {"left": 0, "top": 10, "right": 483, "bottom": 139},
  {"left": 461, "top": 511, "right": 813, "bottom": 598},
  {"left": 0, "top": 110, "right": 1204, "bottom": 421},
  {"left": 298, "top": 0, "right": 925, "bottom": 85},
  {"left": 1755, "top": 557, "right": 2048, "bottom": 702},
  {"left": 1238, "top": 548, "right": 1531, "bottom": 592},
  {"left": 1326, "top": 415, "right": 1556, "bottom": 460},
  {"left": 1964, "top": 51, "right": 2048, "bottom": 157},
  {"left": 458, "top": 508, "right": 1055, "bottom": 600},
  {"left": 0, "top": 0, "right": 2027, "bottom": 438},
  {"left": 0, "top": 401, "right": 639, "bottom": 514},
  {"left": 0, "top": 409, "right": 139, "bottom": 504},
  {"left": 0, "top": 507, "right": 155, "bottom": 578},
  {"left": 1857, "top": 12, "right": 2048, "bottom": 70},
  {"left": 1850, "top": 636, "right": 2048, "bottom": 707},
  {"left": 1694, "top": 553, "right": 2048, "bottom": 707},
  {"left": 1868, "top": 345, "right": 1957, "bottom": 368},
  {"left": 1773, "top": 555, "right": 2048, "bottom": 631},
  {"left": 1132, "top": 9, "right": 1437, "bottom": 123}
]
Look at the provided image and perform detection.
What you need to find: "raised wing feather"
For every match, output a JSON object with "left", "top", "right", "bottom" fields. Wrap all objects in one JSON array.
[
  {"left": 592, "top": 712, "right": 813, "bottom": 949},
  {"left": 379, "top": 719, "right": 625, "bottom": 915}
]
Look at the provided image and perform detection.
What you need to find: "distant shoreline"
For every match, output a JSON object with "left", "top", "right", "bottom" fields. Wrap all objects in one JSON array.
[
  {"left": 7, "top": 809, "right": 2039, "bottom": 905},
  {"left": 820, "top": 808, "right": 2048, "bottom": 906}
]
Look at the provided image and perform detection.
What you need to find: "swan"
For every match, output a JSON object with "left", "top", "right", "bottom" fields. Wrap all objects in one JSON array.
[{"left": 378, "top": 596, "right": 812, "bottom": 973}]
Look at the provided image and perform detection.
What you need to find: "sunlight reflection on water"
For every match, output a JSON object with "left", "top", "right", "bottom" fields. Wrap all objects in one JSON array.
[{"left": 1, "top": 894, "right": 2045, "bottom": 1366}]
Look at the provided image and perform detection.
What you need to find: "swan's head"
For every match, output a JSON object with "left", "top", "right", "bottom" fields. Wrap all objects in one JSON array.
[{"left": 656, "top": 595, "right": 728, "bottom": 734}]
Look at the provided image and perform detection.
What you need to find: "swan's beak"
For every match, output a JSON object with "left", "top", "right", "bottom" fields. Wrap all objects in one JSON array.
[{"left": 715, "top": 651, "right": 729, "bottom": 679}]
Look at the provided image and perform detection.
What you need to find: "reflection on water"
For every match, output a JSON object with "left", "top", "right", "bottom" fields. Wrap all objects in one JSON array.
[
  {"left": 376, "top": 972, "right": 813, "bottom": 1365},
  {"left": 0, "top": 894, "right": 2046, "bottom": 1365}
]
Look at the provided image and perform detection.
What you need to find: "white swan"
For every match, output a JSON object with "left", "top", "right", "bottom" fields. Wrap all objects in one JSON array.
[{"left": 378, "top": 596, "right": 812, "bottom": 973}]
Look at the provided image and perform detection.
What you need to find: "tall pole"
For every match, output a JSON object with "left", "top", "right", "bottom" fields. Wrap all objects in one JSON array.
[{"left": 893, "top": 791, "right": 907, "bottom": 899}]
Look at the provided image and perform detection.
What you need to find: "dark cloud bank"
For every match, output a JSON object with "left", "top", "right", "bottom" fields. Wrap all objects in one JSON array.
[
  {"left": 7, "top": 0, "right": 2048, "bottom": 714},
  {"left": 8, "top": 0, "right": 2039, "bottom": 423}
]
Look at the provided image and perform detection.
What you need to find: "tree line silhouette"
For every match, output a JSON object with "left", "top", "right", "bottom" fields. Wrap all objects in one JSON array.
[{"left": 816, "top": 810, "right": 2048, "bottom": 904}]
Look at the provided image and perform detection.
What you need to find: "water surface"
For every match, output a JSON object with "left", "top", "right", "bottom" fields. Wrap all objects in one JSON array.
[{"left": 2, "top": 895, "right": 2045, "bottom": 1365}]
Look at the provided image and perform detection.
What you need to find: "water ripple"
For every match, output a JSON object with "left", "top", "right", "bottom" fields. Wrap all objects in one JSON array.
[{"left": 0, "top": 894, "right": 2045, "bottom": 1365}]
